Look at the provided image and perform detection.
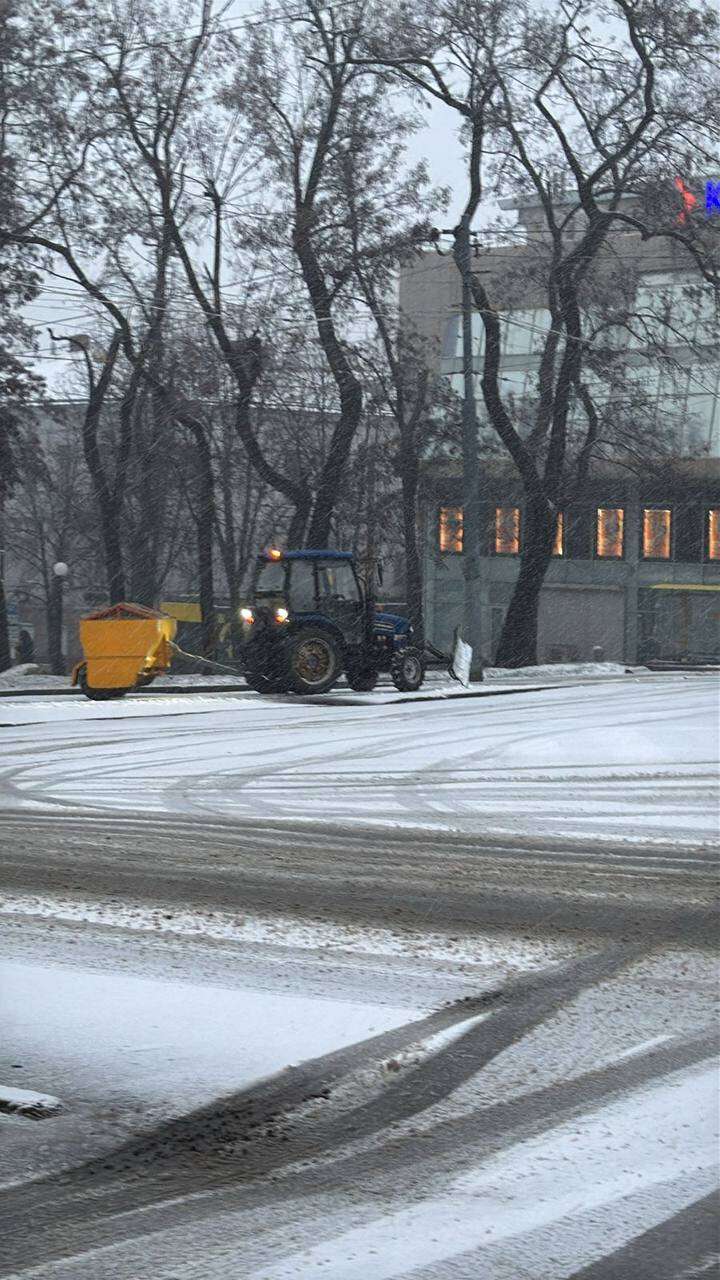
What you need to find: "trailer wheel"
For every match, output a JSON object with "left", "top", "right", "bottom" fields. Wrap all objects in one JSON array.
[
  {"left": 77, "top": 664, "right": 128, "bottom": 701},
  {"left": 287, "top": 627, "right": 341, "bottom": 695},
  {"left": 390, "top": 646, "right": 425, "bottom": 692}
]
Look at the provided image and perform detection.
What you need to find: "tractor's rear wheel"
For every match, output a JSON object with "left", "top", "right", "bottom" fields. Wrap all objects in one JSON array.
[
  {"left": 77, "top": 664, "right": 128, "bottom": 701},
  {"left": 390, "top": 646, "right": 425, "bottom": 692},
  {"left": 244, "top": 669, "right": 289, "bottom": 694},
  {"left": 287, "top": 627, "right": 341, "bottom": 695}
]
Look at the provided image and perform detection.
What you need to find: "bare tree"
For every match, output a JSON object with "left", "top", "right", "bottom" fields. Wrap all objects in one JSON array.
[
  {"left": 227, "top": 0, "right": 442, "bottom": 546},
  {"left": 361, "top": 0, "right": 720, "bottom": 666},
  {"left": 6, "top": 411, "right": 98, "bottom": 672}
]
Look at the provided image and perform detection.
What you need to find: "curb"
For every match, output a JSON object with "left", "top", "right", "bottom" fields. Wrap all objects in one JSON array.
[
  {"left": 0, "top": 668, "right": 710, "bottom": 705},
  {"left": 0, "top": 682, "right": 251, "bottom": 700}
]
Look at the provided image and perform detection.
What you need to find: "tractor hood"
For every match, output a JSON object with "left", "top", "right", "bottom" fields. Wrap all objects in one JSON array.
[{"left": 374, "top": 609, "right": 411, "bottom": 635}]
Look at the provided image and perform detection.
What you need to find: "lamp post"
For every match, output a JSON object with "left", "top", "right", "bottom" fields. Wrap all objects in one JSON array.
[
  {"left": 49, "top": 561, "right": 69, "bottom": 675},
  {"left": 430, "top": 226, "right": 485, "bottom": 680}
]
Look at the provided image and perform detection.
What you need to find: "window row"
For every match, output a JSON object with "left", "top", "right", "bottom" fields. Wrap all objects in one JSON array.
[
  {"left": 438, "top": 504, "right": 720, "bottom": 562},
  {"left": 440, "top": 278, "right": 718, "bottom": 362}
]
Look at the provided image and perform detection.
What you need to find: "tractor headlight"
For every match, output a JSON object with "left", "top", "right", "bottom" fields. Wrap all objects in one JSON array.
[
  {"left": 240, "top": 607, "right": 254, "bottom": 624},
  {"left": 274, "top": 607, "right": 289, "bottom": 623}
]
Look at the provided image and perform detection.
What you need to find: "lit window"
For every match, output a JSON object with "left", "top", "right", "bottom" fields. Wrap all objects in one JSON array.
[
  {"left": 552, "top": 512, "right": 564, "bottom": 557},
  {"left": 596, "top": 508, "right": 624, "bottom": 558},
  {"left": 495, "top": 507, "right": 521, "bottom": 555},
  {"left": 643, "top": 508, "right": 672, "bottom": 559},
  {"left": 439, "top": 505, "right": 463, "bottom": 553},
  {"left": 708, "top": 508, "right": 720, "bottom": 561}
]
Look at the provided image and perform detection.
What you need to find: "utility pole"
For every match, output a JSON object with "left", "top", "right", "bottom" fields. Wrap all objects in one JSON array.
[{"left": 432, "top": 226, "right": 484, "bottom": 680}]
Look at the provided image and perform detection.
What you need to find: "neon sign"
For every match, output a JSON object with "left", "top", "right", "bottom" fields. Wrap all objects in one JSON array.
[
  {"left": 675, "top": 177, "right": 720, "bottom": 222},
  {"left": 674, "top": 177, "right": 697, "bottom": 223}
]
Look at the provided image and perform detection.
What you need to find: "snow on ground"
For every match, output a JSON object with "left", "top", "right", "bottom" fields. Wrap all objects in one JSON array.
[
  {"left": 485, "top": 661, "right": 632, "bottom": 679},
  {"left": 0, "top": 1084, "right": 62, "bottom": 1120},
  {"left": 250, "top": 1063, "right": 717, "bottom": 1280},
  {"left": 0, "top": 894, "right": 577, "bottom": 972},
  {"left": 0, "top": 674, "right": 716, "bottom": 844},
  {"left": 0, "top": 670, "right": 70, "bottom": 690},
  {"left": 0, "top": 958, "right": 422, "bottom": 1126}
]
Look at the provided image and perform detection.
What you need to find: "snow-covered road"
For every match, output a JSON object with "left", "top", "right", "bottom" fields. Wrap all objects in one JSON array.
[
  {"left": 1, "top": 673, "right": 717, "bottom": 1277},
  {"left": 1, "top": 918, "right": 716, "bottom": 1279},
  {"left": 1, "top": 673, "right": 717, "bottom": 845}
]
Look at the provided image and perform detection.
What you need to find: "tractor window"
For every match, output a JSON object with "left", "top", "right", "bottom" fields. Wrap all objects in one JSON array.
[
  {"left": 315, "top": 560, "right": 359, "bottom": 602},
  {"left": 255, "top": 560, "right": 287, "bottom": 595},
  {"left": 288, "top": 560, "right": 317, "bottom": 611}
]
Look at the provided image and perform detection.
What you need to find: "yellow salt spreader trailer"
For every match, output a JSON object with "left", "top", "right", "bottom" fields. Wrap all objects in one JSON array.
[{"left": 72, "top": 603, "right": 177, "bottom": 700}]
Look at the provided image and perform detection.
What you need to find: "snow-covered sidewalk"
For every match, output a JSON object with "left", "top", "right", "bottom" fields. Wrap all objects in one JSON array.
[{"left": 0, "top": 674, "right": 716, "bottom": 846}]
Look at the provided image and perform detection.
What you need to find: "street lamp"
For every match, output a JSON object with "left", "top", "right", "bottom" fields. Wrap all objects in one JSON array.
[
  {"left": 49, "top": 561, "right": 69, "bottom": 675},
  {"left": 430, "top": 227, "right": 485, "bottom": 681}
]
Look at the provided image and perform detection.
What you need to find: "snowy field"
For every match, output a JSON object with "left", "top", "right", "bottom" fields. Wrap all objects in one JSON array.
[{"left": 0, "top": 672, "right": 717, "bottom": 845}]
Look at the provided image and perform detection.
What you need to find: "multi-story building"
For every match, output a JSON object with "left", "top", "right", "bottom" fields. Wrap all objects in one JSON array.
[{"left": 401, "top": 195, "right": 720, "bottom": 664}]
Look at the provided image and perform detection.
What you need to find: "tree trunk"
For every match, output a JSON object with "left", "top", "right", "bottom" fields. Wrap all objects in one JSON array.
[
  {"left": 75, "top": 334, "right": 128, "bottom": 603},
  {"left": 494, "top": 501, "right": 555, "bottom": 668},
  {"left": 454, "top": 232, "right": 484, "bottom": 678},
  {"left": 0, "top": 574, "right": 11, "bottom": 672},
  {"left": 293, "top": 212, "right": 364, "bottom": 550},
  {"left": 130, "top": 392, "right": 167, "bottom": 606},
  {"left": 100, "top": 503, "right": 126, "bottom": 603},
  {"left": 287, "top": 497, "right": 312, "bottom": 549},
  {"left": 47, "top": 574, "right": 65, "bottom": 675},
  {"left": 218, "top": 443, "right": 239, "bottom": 613},
  {"left": 187, "top": 421, "right": 216, "bottom": 659},
  {"left": 399, "top": 434, "right": 424, "bottom": 645},
  {"left": 128, "top": 505, "right": 155, "bottom": 605}
]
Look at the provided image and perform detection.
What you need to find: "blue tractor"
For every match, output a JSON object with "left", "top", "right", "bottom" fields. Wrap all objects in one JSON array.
[{"left": 238, "top": 549, "right": 426, "bottom": 695}]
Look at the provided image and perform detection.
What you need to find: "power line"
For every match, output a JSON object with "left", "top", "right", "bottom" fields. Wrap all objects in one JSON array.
[{"left": 17, "top": 0, "right": 361, "bottom": 70}]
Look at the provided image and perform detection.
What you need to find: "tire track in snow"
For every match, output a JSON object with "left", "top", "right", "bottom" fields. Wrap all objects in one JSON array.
[
  {"left": 567, "top": 1189, "right": 719, "bottom": 1279},
  {"left": 0, "top": 942, "right": 645, "bottom": 1271},
  {"left": 1, "top": 979, "right": 714, "bottom": 1277}
]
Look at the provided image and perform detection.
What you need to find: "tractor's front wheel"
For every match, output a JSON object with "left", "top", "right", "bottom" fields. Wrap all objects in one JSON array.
[
  {"left": 287, "top": 627, "right": 341, "bottom": 695},
  {"left": 345, "top": 661, "right": 379, "bottom": 692},
  {"left": 390, "top": 646, "right": 425, "bottom": 692}
]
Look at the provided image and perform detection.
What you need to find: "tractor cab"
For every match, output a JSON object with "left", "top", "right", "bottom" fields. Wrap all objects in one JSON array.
[
  {"left": 253, "top": 550, "right": 366, "bottom": 643},
  {"left": 239, "top": 548, "right": 425, "bottom": 696}
]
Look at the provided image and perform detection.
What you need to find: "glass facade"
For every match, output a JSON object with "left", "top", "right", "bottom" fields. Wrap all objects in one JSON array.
[
  {"left": 439, "top": 273, "right": 720, "bottom": 457},
  {"left": 639, "top": 588, "right": 720, "bottom": 663}
]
